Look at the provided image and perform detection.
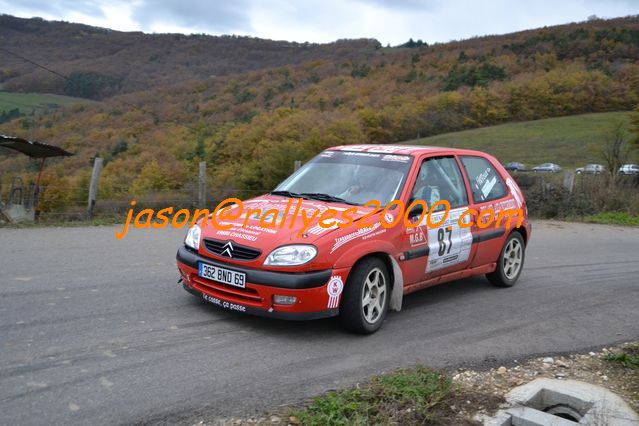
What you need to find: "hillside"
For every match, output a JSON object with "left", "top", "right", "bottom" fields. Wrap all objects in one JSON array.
[
  {"left": 1, "top": 15, "right": 638, "bottom": 210},
  {"left": 408, "top": 112, "right": 637, "bottom": 169},
  {"left": 0, "top": 14, "right": 380, "bottom": 99}
]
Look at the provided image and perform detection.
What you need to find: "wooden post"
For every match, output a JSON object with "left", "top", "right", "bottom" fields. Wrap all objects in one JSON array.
[
  {"left": 87, "top": 157, "right": 103, "bottom": 220},
  {"left": 294, "top": 160, "right": 302, "bottom": 172},
  {"left": 30, "top": 157, "right": 47, "bottom": 210},
  {"left": 198, "top": 161, "right": 206, "bottom": 209},
  {"left": 562, "top": 171, "right": 575, "bottom": 194}
]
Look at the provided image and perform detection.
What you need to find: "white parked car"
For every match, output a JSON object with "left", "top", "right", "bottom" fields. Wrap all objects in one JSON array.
[
  {"left": 575, "top": 164, "right": 606, "bottom": 175},
  {"left": 532, "top": 163, "right": 562, "bottom": 173},
  {"left": 618, "top": 164, "right": 639, "bottom": 175}
]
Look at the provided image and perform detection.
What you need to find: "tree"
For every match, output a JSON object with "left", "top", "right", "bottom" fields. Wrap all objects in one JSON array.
[
  {"left": 599, "top": 121, "right": 631, "bottom": 176},
  {"left": 131, "top": 161, "right": 167, "bottom": 193},
  {"left": 65, "top": 72, "right": 123, "bottom": 99}
]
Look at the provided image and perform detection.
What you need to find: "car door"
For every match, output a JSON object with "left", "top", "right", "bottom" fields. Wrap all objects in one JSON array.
[
  {"left": 400, "top": 155, "right": 473, "bottom": 285},
  {"left": 458, "top": 155, "right": 513, "bottom": 268}
]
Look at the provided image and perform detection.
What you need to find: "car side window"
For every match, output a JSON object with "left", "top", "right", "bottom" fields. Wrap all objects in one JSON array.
[
  {"left": 460, "top": 156, "right": 508, "bottom": 203},
  {"left": 410, "top": 157, "right": 468, "bottom": 210}
]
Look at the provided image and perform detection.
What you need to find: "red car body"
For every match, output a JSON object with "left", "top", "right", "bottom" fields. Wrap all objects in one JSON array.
[{"left": 177, "top": 145, "right": 531, "bottom": 331}]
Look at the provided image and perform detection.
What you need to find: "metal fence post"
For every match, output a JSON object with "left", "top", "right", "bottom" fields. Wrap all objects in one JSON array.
[
  {"left": 198, "top": 161, "right": 207, "bottom": 209},
  {"left": 87, "top": 157, "right": 103, "bottom": 220}
]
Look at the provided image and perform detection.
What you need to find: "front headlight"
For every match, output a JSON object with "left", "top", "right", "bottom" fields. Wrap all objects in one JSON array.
[
  {"left": 264, "top": 245, "right": 317, "bottom": 266},
  {"left": 184, "top": 224, "right": 201, "bottom": 250}
]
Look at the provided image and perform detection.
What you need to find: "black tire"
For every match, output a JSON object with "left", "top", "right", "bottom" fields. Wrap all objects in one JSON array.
[
  {"left": 339, "top": 257, "right": 390, "bottom": 334},
  {"left": 486, "top": 232, "right": 525, "bottom": 287}
]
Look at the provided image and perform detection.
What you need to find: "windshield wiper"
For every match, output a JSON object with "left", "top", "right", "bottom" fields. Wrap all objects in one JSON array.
[
  {"left": 300, "top": 193, "right": 360, "bottom": 205},
  {"left": 270, "top": 190, "right": 304, "bottom": 199}
]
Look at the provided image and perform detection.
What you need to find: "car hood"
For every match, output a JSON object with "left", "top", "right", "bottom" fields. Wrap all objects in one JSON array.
[{"left": 199, "top": 194, "right": 376, "bottom": 252}]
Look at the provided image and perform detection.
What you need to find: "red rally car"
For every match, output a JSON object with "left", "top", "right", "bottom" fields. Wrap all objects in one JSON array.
[{"left": 176, "top": 145, "right": 531, "bottom": 334}]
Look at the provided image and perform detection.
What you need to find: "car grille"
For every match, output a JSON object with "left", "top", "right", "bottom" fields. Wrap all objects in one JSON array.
[
  {"left": 193, "top": 276, "right": 263, "bottom": 306},
  {"left": 203, "top": 238, "right": 261, "bottom": 260}
]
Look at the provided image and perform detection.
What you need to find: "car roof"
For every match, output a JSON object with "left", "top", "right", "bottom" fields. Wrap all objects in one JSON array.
[{"left": 327, "top": 144, "right": 489, "bottom": 157}]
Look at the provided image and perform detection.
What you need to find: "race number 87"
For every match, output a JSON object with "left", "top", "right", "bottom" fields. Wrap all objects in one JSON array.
[{"left": 437, "top": 226, "right": 453, "bottom": 256}]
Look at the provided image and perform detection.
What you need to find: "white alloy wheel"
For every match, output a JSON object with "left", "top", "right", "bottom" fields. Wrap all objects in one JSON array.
[
  {"left": 502, "top": 238, "right": 523, "bottom": 280},
  {"left": 361, "top": 267, "right": 387, "bottom": 324}
]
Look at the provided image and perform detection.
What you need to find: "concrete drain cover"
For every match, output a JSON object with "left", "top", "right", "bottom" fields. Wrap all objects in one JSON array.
[{"left": 481, "top": 378, "right": 639, "bottom": 425}]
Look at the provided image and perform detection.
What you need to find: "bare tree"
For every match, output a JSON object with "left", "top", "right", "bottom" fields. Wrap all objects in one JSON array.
[{"left": 600, "top": 121, "right": 630, "bottom": 176}]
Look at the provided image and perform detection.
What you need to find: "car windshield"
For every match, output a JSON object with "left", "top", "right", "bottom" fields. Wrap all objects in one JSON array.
[{"left": 274, "top": 150, "right": 413, "bottom": 206}]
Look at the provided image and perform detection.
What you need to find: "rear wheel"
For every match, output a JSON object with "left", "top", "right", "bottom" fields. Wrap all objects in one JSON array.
[
  {"left": 486, "top": 232, "right": 525, "bottom": 287},
  {"left": 339, "top": 258, "right": 390, "bottom": 334}
]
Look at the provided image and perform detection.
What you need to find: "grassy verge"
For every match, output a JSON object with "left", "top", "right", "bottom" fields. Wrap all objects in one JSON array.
[
  {"left": 605, "top": 344, "right": 639, "bottom": 369},
  {"left": 582, "top": 212, "right": 639, "bottom": 226},
  {"left": 289, "top": 366, "right": 497, "bottom": 425}
]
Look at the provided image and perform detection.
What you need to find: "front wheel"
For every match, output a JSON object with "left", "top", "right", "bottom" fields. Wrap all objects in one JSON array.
[
  {"left": 486, "top": 232, "right": 525, "bottom": 287},
  {"left": 339, "top": 258, "right": 390, "bottom": 334}
]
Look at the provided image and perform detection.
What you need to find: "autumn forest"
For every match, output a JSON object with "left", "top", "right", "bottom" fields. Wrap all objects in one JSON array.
[{"left": 1, "top": 14, "right": 639, "bottom": 213}]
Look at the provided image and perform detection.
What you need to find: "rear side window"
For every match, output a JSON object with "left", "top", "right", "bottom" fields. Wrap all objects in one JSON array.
[{"left": 460, "top": 156, "right": 507, "bottom": 203}]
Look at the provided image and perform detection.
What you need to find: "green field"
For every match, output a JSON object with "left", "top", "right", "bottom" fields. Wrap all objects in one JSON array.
[
  {"left": 406, "top": 112, "right": 636, "bottom": 169},
  {"left": 0, "top": 91, "right": 94, "bottom": 115}
]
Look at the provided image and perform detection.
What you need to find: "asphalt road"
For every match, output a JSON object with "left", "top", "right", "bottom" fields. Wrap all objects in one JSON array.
[{"left": 1, "top": 221, "right": 638, "bottom": 425}]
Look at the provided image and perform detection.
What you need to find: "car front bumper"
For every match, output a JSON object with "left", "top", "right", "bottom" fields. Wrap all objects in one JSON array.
[{"left": 176, "top": 246, "right": 342, "bottom": 320}]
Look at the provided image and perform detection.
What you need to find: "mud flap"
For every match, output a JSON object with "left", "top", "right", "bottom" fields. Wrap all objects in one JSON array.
[{"left": 389, "top": 256, "right": 403, "bottom": 311}]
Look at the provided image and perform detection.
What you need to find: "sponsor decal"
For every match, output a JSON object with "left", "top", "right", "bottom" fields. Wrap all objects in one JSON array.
[
  {"left": 481, "top": 176, "right": 497, "bottom": 198},
  {"left": 342, "top": 151, "right": 381, "bottom": 158},
  {"left": 327, "top": 275, "right": 344, "bottom": 308},
  {"left": 361, "top": 228, "right": 386, "bottom": 240},
  {"left": 337, "top": 145, "right": 369, "bottom": 151},
  {"left": 306, "top": 223, "right": 339, "bottom": 235},
  {"left": 336, "top": 145, "right": 418, "bottom": 154},
  {"left": 506, "top": 177, "right": 523, "bottom": 207},
  {"left": 330, "top": 222, "right": 381, "bottom": 253},
  {"left": 408, "top": 226, "right": 426, "bottom": 246},
  {"left": 475, "top": 167, "right": 491, "bottom": 186},
  {"left": 214, "top": 229, "right": 258, "bottom": 241},
  {"left": 202, "top": 293, "right": 246, "bottom": 312},
  {"left": 381, "top": 154, "right": 410, "bottom": 162},
  {"left": 366, "top": 146, "right": 410, "bottom": 154}
]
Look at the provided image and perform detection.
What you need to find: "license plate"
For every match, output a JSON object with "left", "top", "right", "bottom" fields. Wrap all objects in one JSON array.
[{"left": 198, "top": 263, "right": 246, "bottom": 288}]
